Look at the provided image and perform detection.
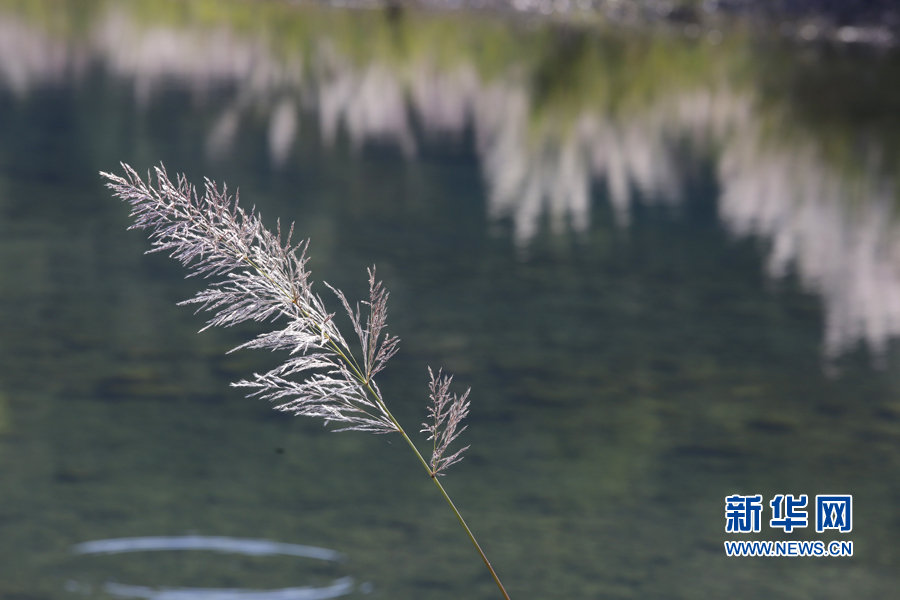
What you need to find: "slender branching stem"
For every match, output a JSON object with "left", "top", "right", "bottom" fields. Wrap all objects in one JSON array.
[
  {"left": 362, "top": 387, "right": 510, "bottom": 599},
  {"left": 103, "top": 164, "right": 511, "bottom": 599},
  {"left": 238, "top": 251, "right": 500, "bottom": 588},
  {"left": 397, "top": 424, "right": 511, "bottom": 600}
]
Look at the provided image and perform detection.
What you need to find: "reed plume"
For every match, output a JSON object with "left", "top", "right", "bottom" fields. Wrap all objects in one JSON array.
[
  {"left": 423, "top": 368, "right": 470, "bottom": 476},
  {"left": 102, "top": 163, "right": 510, "bottom": 600}
]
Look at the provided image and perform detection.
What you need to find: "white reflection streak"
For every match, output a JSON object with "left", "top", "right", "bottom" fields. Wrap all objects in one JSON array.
[
  {"left": 72, "top": 536, "right": 345, "bottom": 561},
  {"left": 102, "top": 578, "right": 355, "bottom": 600},
  {"left": 476, "top": 84, "right": 549, "bottom": 242},
  {"left": 0, "top": 17, "right": 85, "bottom": 94},
  {"left": 207, "top": 107, "right": 242, "bottom": 159},
  {"left": 269, "top": 99, "right": 298, "bottom": 166},
  {"left": 318, "top": 62, "right": 416, "bottom": 155},
  {"left": 70, "top": 537, "right": 354, "bottom": 600},
  {"left": 409, "top": 64, "right": 479, "bottom": 136},
  {"left": 92, "top": 9, "right": 302, "bottom": 105},
  {"left": 719, "top": 126, "right": 900, "bottom": 359}
]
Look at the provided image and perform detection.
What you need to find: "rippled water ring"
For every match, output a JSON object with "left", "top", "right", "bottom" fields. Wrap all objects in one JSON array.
[{"left": 68, "top": 536, "right": 362, "bottom": 600}]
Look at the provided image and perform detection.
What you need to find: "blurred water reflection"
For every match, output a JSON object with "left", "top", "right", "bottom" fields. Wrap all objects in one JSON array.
[
  {"left": 719, "top": 117, "right": 900, "bottom": 361},
  {"left": 0, "top": 15, "right": 85, "bottom": 93},
  {"left": 3, "top": 4, "right": 891, "bottom": 360}
]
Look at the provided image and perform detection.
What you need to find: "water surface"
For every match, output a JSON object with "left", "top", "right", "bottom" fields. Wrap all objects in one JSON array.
[{"left": 1, "top": 2, "right": 900, "bottom": 599}]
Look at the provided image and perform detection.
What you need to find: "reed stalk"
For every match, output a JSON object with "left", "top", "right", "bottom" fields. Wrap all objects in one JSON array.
[{"left": 103, "top": 163, "right": 510, "bottom": 600}]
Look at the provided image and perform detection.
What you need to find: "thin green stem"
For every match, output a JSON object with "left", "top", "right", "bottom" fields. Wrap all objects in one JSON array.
[
  {"left": 380, "top": 401, "right": 512, "bottom": 600},
  {"left": 430, "top": 474, "right": 512, "bottom": 600}
]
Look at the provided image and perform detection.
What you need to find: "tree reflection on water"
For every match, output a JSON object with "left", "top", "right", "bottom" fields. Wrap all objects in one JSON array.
[{"left": 5, "top": 1, "right": 888, "bottom": 361}]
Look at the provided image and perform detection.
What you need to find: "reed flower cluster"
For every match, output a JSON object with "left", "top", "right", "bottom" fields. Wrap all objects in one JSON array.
[{"left": 102, "top": 164, "right": 509, "bottom": 599}]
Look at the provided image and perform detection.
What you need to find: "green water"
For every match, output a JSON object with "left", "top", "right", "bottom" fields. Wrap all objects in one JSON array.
[{"left": 1, "top": 1, "right": 900, "bottom": 599}]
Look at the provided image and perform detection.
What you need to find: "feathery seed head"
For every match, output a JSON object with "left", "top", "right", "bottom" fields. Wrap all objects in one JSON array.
[{"left": 102, "top": 163, "right": 401, "bottom": 434}]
